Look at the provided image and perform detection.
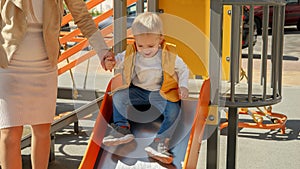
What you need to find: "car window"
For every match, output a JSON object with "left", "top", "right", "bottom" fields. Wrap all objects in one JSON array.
[{"left": 286, "top": 0, "right": 299, "bottom": 4}]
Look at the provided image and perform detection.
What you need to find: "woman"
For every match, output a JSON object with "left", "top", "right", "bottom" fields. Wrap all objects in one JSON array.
[{"left": 0, "top": 0, "right": 113, "bottom": 169}]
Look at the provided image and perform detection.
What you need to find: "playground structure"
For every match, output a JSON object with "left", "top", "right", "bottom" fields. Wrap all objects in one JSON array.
[
  {"left": 79, "top": 74, "right": 211, "bottom": 169},
  {"left": 18, "top": 0, "right": 287, "bottom": 168},
  {"left": 220, "top": 1, "right": 286, "bottom": 168}
]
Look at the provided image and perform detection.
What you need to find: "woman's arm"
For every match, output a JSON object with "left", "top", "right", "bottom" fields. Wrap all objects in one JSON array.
[{"left": 64, "top": 0, "right": 113, "bottom": 70}]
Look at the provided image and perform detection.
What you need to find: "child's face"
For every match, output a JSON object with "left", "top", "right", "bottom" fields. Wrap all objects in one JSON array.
[{"left": 134, "top": 34, "right": 163, "bottom": 58}]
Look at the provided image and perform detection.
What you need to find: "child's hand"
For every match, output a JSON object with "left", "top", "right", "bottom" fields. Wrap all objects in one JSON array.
[
  {"left": 179, "top": 87, "right": 189, "bottom": 99},
  {"left": 104, "top": 56, "right": 116, "bottom": 71},
  {"left": 101, "top": 50, "right": 115, "bottom": 71}
]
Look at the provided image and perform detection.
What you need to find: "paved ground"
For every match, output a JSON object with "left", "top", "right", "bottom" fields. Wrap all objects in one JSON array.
[
  {"left": 20, "top": 27, "right": 300, "bottom": 169},
  {"left": 197, "top": 86, "right": 300, "bottom": 169}
]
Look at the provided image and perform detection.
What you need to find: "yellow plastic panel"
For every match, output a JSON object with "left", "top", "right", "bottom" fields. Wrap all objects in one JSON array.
[
  {"left": 222, "top": 5, "right": 232, "bottom": 80},
  {"left": 158, "top": 0, "right": 210, "bottom": 76}
]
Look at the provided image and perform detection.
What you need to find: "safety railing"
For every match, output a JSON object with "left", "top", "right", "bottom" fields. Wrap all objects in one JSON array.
[
  {"left": 220, "top": 1, "right": 286, "bottom": 169},
  {"left": 58, "top": 0, "right": 137, "bottom": 76},
  {"left": 222, "top": 0, "right": 286, "bottom": 108}
]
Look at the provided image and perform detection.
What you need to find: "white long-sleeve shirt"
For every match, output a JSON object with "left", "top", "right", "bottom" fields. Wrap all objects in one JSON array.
[{"left": 115, "top": 49, "right": 189, "bottom": 91}]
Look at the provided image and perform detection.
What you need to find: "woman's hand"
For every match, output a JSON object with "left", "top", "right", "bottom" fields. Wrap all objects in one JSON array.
[
  {"left": 101, "top": 50, "right": 115, "bottom": 71},
  {"left": 104, "top": 55, "right": 116, "bottom": 71}
]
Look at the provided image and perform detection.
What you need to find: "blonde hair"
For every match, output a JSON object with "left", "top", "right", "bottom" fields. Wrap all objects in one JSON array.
[{"left": 131, "top": 12, "right": 163, "bottom": 36}]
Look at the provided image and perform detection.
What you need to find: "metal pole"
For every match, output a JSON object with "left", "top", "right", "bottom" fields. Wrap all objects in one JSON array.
[
  {"left": 147, "top": 0, "right": 159, "bottom": 12},
  {"left": 207, "top": 0, "right": 223, "bottom": 168},
  {"left": 136, "top": 0, "right": 145, "bottom": 14},
  {"left": 247, "top": 5, "right": 254, "bottom": 102},
  {"left": 207, "top": 128, "right": 220, "bottom": 169},
  {"left": 278, "top": 5, "right": 285, "bottom": 96},
  {"left": 226, "top": 107, "right": 239, "bottom": 169},
  {"left": 230, "top": 5, "right": 242, "bottom": 102},
  {"left": 114, "top": 0, "right": 127, "bottom": 54},
  {"left": 261, "top": 5, "right": 269, "bottom": 101},
  {"left": 272, "top": 6, "right": 279, "bottom": 98},
  {"left": 270, "top": 5, "right": 277, "bottom": 89}
]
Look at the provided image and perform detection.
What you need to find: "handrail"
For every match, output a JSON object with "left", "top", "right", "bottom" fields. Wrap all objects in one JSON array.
[
  {"left": 61, "top": 0, "right": 106, "bottom": 27},
  {"left": 222, "top": 0, "right": 286, "bottom": 5},
  {"left": 58, "top": 29, "right": 134, "bottom": 76},
  {"left": 59, "top": 9, "right": 113, "bottom": 45},
  {"left": 58, "top": 0, "right": 138, "bottom": 76}
]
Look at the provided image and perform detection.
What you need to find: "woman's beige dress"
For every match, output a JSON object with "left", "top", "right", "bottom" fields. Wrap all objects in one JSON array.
[{"left": 0, "top": 0, "right": 57, "bottom": 129}]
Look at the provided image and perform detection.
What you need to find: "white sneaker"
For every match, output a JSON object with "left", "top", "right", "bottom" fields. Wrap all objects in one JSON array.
[{"left": 102, "top": 124, "right": 134, "bottom": 146}]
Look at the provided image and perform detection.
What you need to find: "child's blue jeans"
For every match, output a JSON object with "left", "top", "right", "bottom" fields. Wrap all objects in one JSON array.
[{"left": 112, "top": 84, "right": 181, "bottom": 140}]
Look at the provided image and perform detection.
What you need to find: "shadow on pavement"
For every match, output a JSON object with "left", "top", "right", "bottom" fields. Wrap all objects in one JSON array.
[
  {"left": 284, "top": 27, "right": 300, "bottom": 35},
  {"left": 258, "top": 27, "right": 300, "bottom": 35},
  {"left": 221, "top": 119, "right": 300, "bottom": 141},
  {"left": 21, "top": 126, "right": 92, "bottom": 169},
  {"left": 242, "top": 54, "right": 299, "bottom": 61}
]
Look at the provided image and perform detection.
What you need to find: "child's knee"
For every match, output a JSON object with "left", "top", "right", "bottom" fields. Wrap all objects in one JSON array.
[
  {"left": 166, "top": 110, "right": 180, "bottom": 122},
  {"left": 113, "top": 90, "right": 128, "bottom": 100}
]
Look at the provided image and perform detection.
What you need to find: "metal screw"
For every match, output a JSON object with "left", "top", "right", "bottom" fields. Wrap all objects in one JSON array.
[
  {"left": 226, "top": 56, "right": 230, "bottom": 61},
  {"left": 209, "top": 115, "right": 215, "bottom": 121},
  {"left": 228, "top": 10, "right": 232, "bottom": 15}
]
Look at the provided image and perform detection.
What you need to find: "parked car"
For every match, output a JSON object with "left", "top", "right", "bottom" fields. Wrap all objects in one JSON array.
[{"left": 252, "top": 0, "right": 300, "bottom": 35}]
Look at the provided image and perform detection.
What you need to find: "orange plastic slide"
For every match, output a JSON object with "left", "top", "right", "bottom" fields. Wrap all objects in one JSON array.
[{"left": 79, "top": 75, "right": 210, "bottom": 169}]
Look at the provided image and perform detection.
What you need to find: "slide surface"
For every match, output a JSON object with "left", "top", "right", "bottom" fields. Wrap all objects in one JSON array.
[{"left": 79, "top": 76, "right": 210, "bottom": 169}]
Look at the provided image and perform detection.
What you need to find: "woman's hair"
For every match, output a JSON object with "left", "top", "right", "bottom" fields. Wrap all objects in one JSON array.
[{"left": 131, "top": 12, "right": 163, "bottom": 36}]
